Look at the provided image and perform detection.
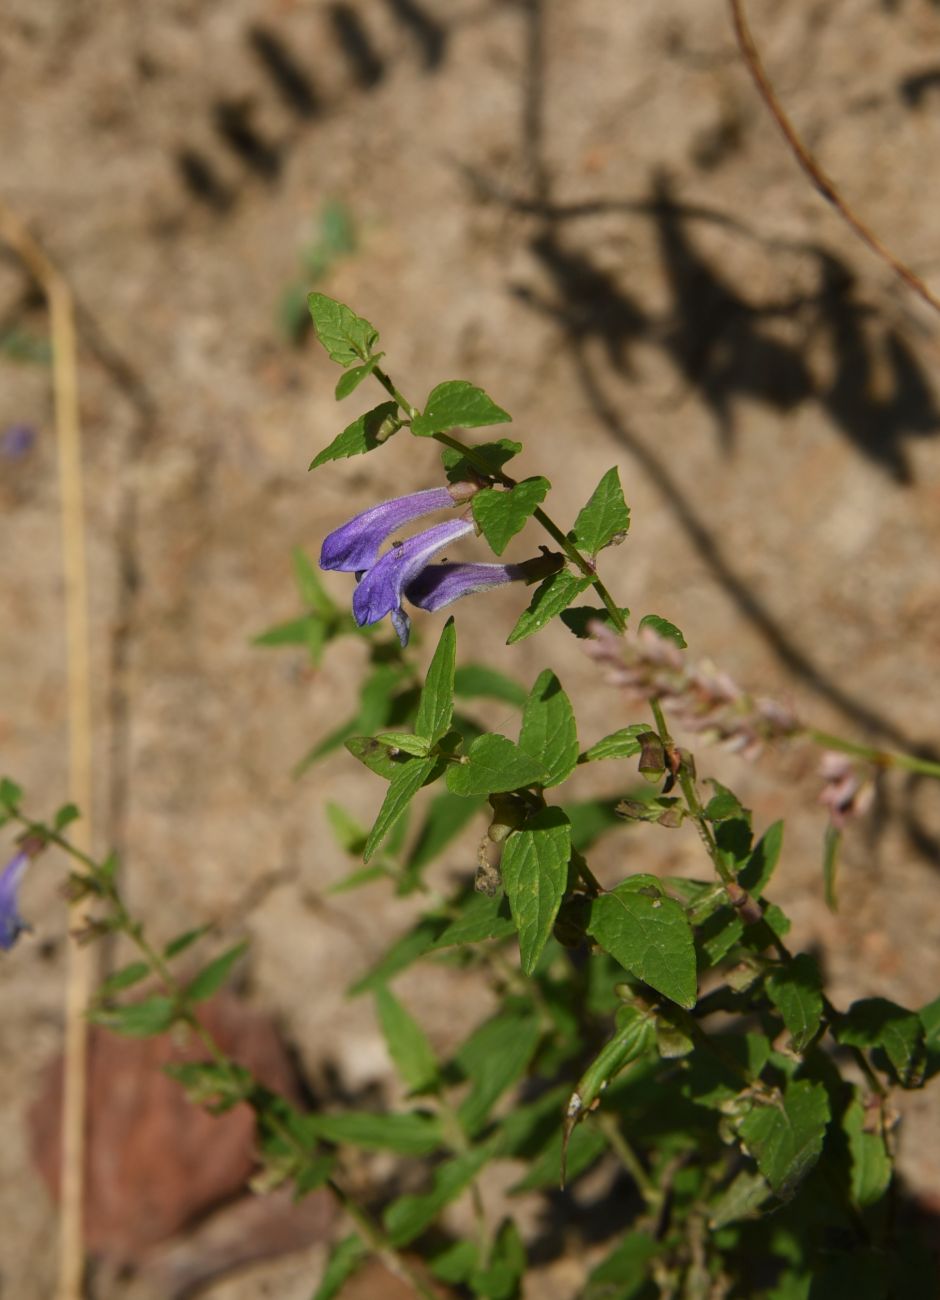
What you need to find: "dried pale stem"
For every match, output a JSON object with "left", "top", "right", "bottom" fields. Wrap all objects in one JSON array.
[
  {"left": 807, "top": 729, "right": 940, "bottom": 780},
  {"left": 729, "top": 0, "right": 940, "bottom": 318},
  {"left": 0, "top": 200, "right": 93, "bottom": 1300}
]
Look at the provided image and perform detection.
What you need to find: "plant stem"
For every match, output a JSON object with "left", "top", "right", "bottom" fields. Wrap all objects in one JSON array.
[
  {"left": 648, "top": 703, "right": 732, "bottom": 888},
  {"left": 594, "top": 1111, "right": 661, "bottom": 1208},
  {"left": 807, "top": 729, "right": 940, "bottom": 780},
  {"left": 369, "top": 366, "right": 630, "bottom": 634}
]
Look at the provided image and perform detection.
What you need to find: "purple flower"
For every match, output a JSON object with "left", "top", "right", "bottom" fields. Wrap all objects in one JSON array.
[
  {"left": 320, "top": 488, "right": 456, "bottom": 573},
  {"left": 320, "top": 486, "right": 534, "bottom": 645},
  {"left": 353, "top": 517, "right": 476, "bottom": 638},
  {"left": 0, "top": 851, "right": 31, "bottom": 951},
  {"left": 406, "top": 562, "right": 526, "bottom": 611}
]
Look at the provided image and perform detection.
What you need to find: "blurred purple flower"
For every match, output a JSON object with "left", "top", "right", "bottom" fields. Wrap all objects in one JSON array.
[
  {"left": 0, "top": 851, "right": 31, "bottom": 951},
  {"left": 1, "top": 424, "right": 36, "bottom": 460},
  {"left": 819, "top": 752, "right": 875, "bottom": 829}
]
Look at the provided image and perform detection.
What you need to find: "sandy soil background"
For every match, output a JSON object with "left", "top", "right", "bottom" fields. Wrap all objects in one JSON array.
[{"left": 1, "top": 1, "right": 940, "bottom": 1295}]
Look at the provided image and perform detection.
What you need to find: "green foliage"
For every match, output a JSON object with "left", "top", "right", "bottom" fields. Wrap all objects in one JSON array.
[
  {"left": 309, "top": 401, "right": 401, "bottom": 466},
  {"left": 518, "top": 670, "right": 579, "bottom": 788},
  {"left": 570, "top": 466, "right": 630, "bottom": 556},
  {"left": 411, "top": 380, "right": 511, "bottom": 437},
  {"left": 441, "top": 437, "right": 522, "bottom": 482},
  {"left": 588, "top": 877, "right": 698, "bottom": 1009},
  {"left": 502, "top": 807, "right": 571, "bottom": 974},
  {"left": 20, "top": 296, "right": 939, "bottom": 1300},
  {"left": 446, "top": 734, "right": 548, "bottom": 796},
  {"left": 415, "top": 618, "right": 456, "bottom": 743},
  {"left": 507, "top": 570, "right": 592, "bottom": 644},
  {"left": 637, "top": 613, "right": 687, "bottom": 647},
  {"left": 471, "top": 477, "right": 550, "bottom": 554},
  {"left": 307, "top": 293, "right": 379, "bottom": 366},
  {"left": 736, "top": 1080, "right": 830, "bottom": 1197}
]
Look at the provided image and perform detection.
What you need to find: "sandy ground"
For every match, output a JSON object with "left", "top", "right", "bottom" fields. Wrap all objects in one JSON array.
[{"left": 1, "top": 0, "right": 940, "bottom": 1295}]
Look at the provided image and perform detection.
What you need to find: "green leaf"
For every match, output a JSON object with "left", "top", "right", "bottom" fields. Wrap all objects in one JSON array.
[
  {"left": 454, "top": 1008, "right": 541, "bottom": 1136},
  {"left": 836, "top": 998, "right": 926, "bottom": 1088},
  {"left": 570, "top": 466, "right": 630, "bottom": 556},
  {"left": 309, "top": 401, "right": 400, "bottom": 468},
  {"left": 365, "top": 757, "right": 437, "bottom": 861},
  {"left": 560, "top": 604, "right": 631, "bottom": 639},
  {"left": 569, "top": 1005, "right": 656, "bottom": 1118},
  {"left": 88, "top": 995, "right": 177, "bottom": 1037},
  {"left": 429, "top": 892, "right": 516, "bottom": 948},
  {"left": 843, "top": 1095, "right": 892, "bottom": 1209},
  {"left": 441, "top": 438, "right": 522, "bottom": 482},
  {"left": 305, "top": 1110, "right": 445, "bottom": 1156},
  {"left": 580, "top": 723, "right": 648, "bottom": 763},
  {"left": 446, "top": 734, "right": 547, "bottom": 797},
  {"left": 292, "top": 548, "right": 336, "bottom": 616},
  {"left": 502, "top": 808, "right": 571, "bottom": 975},
  {"left": 0, "top": 777, "right": 22, "bottom": 810},
  {"left": 183, "top": 941, "right": 248, "bottom": 1004},
  {"left": 704, "top": 783, "right": 746, "bottom": 821},
  {"left": 510, "top": 1121, "right": 607, "bottom": 1192},
  {"left": 376, "top": 986, "right": 439, "bottom": 1094},
  {"left": 638, "top": 614, "right": 687, "bottom": 648},
  {"left": 737, "top": 1079, "right": 830, "bottom": 1197},
  {"left": 415, "top": 617, "right": 456, "bottom": 743},
  {"left": 312, "top": 1235, "right": 368, "bottom": 1300},
  {"left": 384, "top": 1147, "right": 492, "bottom": 1245},
  {"left": 307, "top": 293, "right": 379, "bottom": 366},
  {"left": 326, "top": 802, "right": 367, "bottom": 855},
  {"left": 411, "top": 380, "right": 511, "bottom": 438},
  {"left": 587, "top": 876, "right": 698, "bottom": 1008},
  {"left": 349, "top": 917, "right": 443, "bottom": 995},
  {"left": 163, "top": 926, "right": 211, "bottom": 960},
  {"left": 335, "top": 352, "right": 384, "bottom": 400},
  {"left": 164, "top": 1061, "right": 253, "bottom": 1112},
  {"left": 507, "top": 571, "right": 593, "bottom": 645},
  {"left": 708, "top": 1169, "right": 773, "bottom": 1229},
  {"left": 584, "top": 1231, "right": 657, "bottom": 1300},
  {"left": 470, "top": 1219, "right": 526, "bottom": 1300},
  {"left": 471, "top": 477, "right": 550, "bottom": 555},
  {"left": 739, "top": 820, "right": 784, "bottom": 896},
  {"left": 345, "top": 735, "right": 409, "bottom": 781},
  {"left": 454, "top": 664, "right": 527, "bottom": 708},
  {"left": 518, "top": 670, "right": 579, "bottom": 788},
  {"left": 374, "top": 731, "right": 431, "bottom": 758},
  {"left": 94, "top": 961, "right": 151, "bottom": 1000},
  {"left": 766, "top": 954, "right": 824, "bottom": 1052},
  {"left": 53, "top": 803, "right": 81, "bottom": 832},
  {"left": 252, "top": 614, "right": 321, "bottom": 648}
]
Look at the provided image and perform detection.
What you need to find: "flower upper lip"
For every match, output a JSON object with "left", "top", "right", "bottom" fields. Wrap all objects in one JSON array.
[{"left": 320, "top": 487, "right": 456, "bottom": 573}]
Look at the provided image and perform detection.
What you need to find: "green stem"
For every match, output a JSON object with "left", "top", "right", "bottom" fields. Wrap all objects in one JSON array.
[
  {"left": 648, "top": 703, "right": 732, "bottom": 888},
  {"left": 594, "top": 1111, "right": 661, "bottom": 1208},
  {"left": 372, "top": 365, "right": 417, "bottom": 420},
  {"left": 807, "top": 729, "right": 940, "bottom": 780}
]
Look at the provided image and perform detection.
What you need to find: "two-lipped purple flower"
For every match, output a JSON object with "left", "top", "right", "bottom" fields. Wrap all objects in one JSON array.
[{"left": 320, "top": 485, "right": 526, "bottom": 645}]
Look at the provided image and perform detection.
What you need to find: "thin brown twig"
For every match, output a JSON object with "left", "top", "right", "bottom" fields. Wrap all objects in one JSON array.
[
  {"left": 729, "top": 0, "right": 940, "bottom": 319},
  {"left": 0, "top": 202, "right": 93, "bottom": 1300}
]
